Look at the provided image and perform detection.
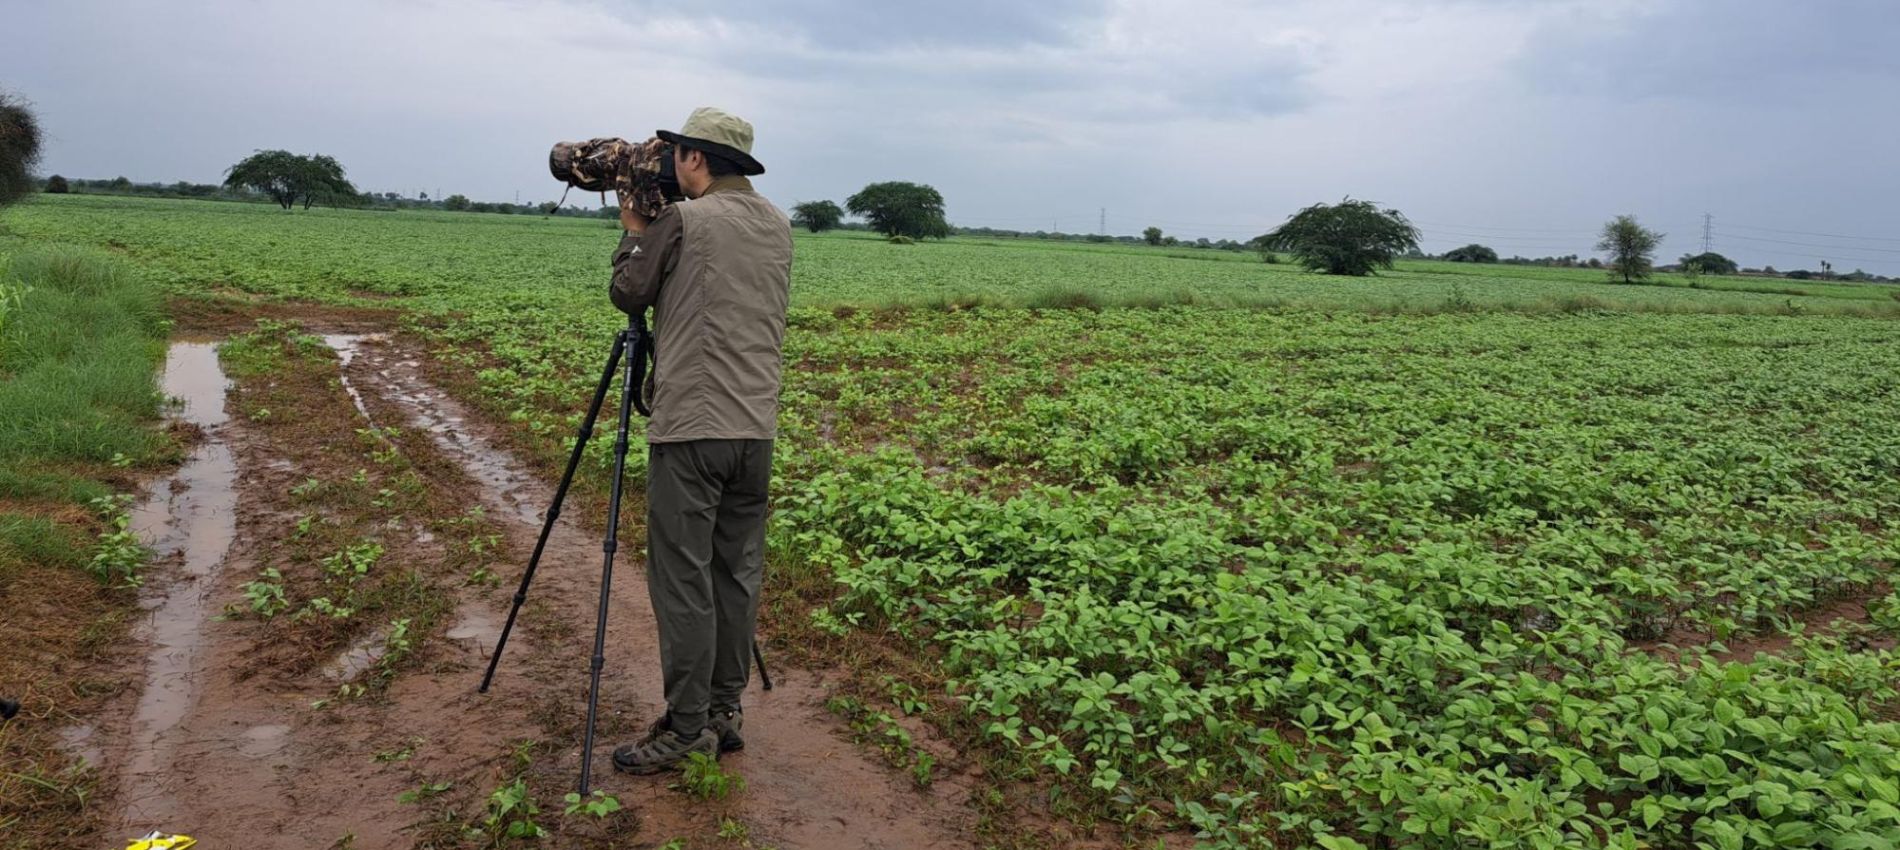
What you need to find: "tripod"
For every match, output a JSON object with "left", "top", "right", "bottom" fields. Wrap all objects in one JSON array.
[{"left": 479, "top": 315, "right": 772, "bottom": 794}]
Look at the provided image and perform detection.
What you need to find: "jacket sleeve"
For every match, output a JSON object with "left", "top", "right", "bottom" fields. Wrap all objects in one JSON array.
[{"left": 609, "top": 205, "right": 683, "bottom": 315}]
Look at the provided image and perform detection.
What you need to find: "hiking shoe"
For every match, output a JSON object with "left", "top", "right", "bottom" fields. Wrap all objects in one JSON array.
[
  {"left": 709, "top": 709, "right": 744, "bottom": 753},
  {"left": 612, "top": 725, "right": 717, "bottom": 775}
]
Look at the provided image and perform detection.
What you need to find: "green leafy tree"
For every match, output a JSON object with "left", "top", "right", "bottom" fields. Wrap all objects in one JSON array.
[
  {"left": 846, "top": 182, "right": 950, "bottom": 240},
  {"left": 1442, "top": 244, "right": 1498, "bottom": 263},
  {"left": 293, "top": 154, "right": 357, "bottom": 209},
  {"left": 1596, "top": 215, "right": 1663, "bottom": 283},
  {"left": 1679, "top": 251, "right": 1736, "bottom": 275},
  {"left": 792, "top": 199, "right": 845, "bottom": 233},
  {"left": 1143, "top": 226, "right": 1163, "bottom": 246},
  {"left": 223, "top": 150, "right": 357, "bottom": 210},
  {"left": 1255, "top": 198, "right": 1420, "bottom": 276},
  {"left": 0, "top": 91, "right": 42, "bottom": 207},
  {"left": 443, "top": 194, "right": 471, "bottom": 211},
  {"left": 44, "top": 174, "right": 68, "bottom": 194}
]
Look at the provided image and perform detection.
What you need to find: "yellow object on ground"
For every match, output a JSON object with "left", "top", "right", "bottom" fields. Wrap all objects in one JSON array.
[{"left": 126, "top": 833, "right": 197, "bottom": 850}]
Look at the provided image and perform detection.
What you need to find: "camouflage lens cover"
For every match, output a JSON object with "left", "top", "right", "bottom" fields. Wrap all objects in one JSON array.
[{"left": 548, "top": 136, "right": 679, "bottom": 217}]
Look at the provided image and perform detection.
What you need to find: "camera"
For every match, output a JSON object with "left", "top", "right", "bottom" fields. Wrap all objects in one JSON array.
[{"left": 549, "top": 137, "right": 683, "bottom": 218}]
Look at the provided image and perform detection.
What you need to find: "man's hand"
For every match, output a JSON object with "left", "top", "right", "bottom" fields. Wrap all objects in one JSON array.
[{"left": 618, "top": 191, "right": 651, "bottom": 234}]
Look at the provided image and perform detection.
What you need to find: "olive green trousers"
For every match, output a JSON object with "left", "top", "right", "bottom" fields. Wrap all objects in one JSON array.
[{"left": 645, "top": 439, "right": 771, "bottom": 738}]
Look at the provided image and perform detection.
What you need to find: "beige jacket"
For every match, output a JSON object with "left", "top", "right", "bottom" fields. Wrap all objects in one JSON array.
[{"left": 609, "top": 176, "right": 793, "bottom": 443}]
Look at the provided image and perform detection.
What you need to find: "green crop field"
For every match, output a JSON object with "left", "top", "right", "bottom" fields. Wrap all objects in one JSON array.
[
  {"left": 9, "top": 194, "right": 1899, "bottom": 315},
  {"left": 8, "top": 193, "right": 1900, "bottom": 847}
]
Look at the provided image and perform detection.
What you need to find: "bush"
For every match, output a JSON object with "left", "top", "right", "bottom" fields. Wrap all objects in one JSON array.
[
  {"left": 0, "top": 91, "right": 42, "bottom": 207},
  {"left": 1442, "top": 244, "right": 1498, "bottom": 263},
  {"left": 1254, "top": 198, "right": 1420, "bottom": 276},
  {"left": 43, "top": 174, "right": 68, "bottom": 194}
]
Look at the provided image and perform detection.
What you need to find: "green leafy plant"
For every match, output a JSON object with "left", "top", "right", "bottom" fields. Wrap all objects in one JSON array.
[
  {"left": 673, "top": 751, "right": 745, "bottom": 801},
  {"left": 473, "top": 777, "right": 545, "bottom": 841},
  {"left": 241, "top": 567, "right": 289, "bottom": 617},
  {"left": 562, "top": 789, "right": 622, "bottom": 818}
]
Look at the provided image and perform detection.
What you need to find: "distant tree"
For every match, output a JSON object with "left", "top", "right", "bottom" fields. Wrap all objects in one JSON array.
[
  {"left": 538, "top": 201, "right": 559, "bottom": 216},
  {"left": 1761, "top": 265, "right": 1777, "bottom": 275},
  {"left": 224, "top": 151, "right": 303, "bottom": 208},
  {"left": 294, "top": 154, "right": 357, "bottom": 209},
  {"left": 1255, "top": 198, "right": 1420, "bottom": 276},
  {"left": 108, "top": 176, "right": 132, "bottom": 190},
  {"left": 1596, "top": 215, "right": 1663, "bottom": 283},
  {"left": 1163, "top": 236, "right": 1179, "bottom": 247},
  {"left": 224, "top": 150, "right": 358, "bottom": 210},
  {"left": 470, "top": 201, "right": 494, "bottom": 213},
  {"left": 1143, "top": 226, "right": 1163, "bottom": 246},
  {"left": 44, "top": 174, "right": 68, "bottom": 194},
  {"left": 1442, "top": 244, "right": 1498, "bottom": 263},
  {"left": 443, "top": 194, "right": 471, "bottom": 211},
  {"left": 792, "top": 200, "right": 845, "bottom": 233},
  {"left": 1785, "top": 269, "right": 1814, "bottom": 280},
  {"left": 846, "top": 182, "right": 950, "bottom": 239},
  {"left": 1, "top": 91, "right": 42, "bottom": 207},
  {"left": 1679, "top": 251, "right": 1737, "bottom": 275}
]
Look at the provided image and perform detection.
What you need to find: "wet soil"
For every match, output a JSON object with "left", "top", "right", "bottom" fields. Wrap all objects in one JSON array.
[
  {"left": 85, "top": 327, "right": 984, "bottom": 849},
  {"left": 336, "top": 335, "right": 985, "bottom": 848}
]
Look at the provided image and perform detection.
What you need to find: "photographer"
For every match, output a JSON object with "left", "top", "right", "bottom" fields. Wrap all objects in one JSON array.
[{"left": 607, "top": 107, "right": 793, "bottom": 774}]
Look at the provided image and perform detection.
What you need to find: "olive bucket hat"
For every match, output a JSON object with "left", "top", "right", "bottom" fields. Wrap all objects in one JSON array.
[{"left": 657, "top": 107, "right": 765, "bottom": 176}]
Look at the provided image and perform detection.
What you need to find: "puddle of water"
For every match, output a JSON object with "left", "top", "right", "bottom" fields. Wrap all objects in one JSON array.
[
  {"left": 446, "top": 602, "right": 501, "bottom": 654},
  {"left": 324, "top": 628, "right": 390, "bottom": 682},
  {"left": 59, "top": 724, "right": 104, "bottom": 769},
  {"left": 123, "top": 342, "right": 240, "bottom": 823},
  {"left": 236, "top": 724, "right": 292, "bottom": 758},
  {"left": 323, "top": 333, "right": 389, "bottom": 425}
]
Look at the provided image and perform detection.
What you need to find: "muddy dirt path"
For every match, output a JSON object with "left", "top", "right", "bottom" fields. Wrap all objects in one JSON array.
[
  {"left": 92, "top": 329, "right": 982, "bottom": 849},
  {"left": 336, "top": 335, "right": 983, "bottom": 848}
]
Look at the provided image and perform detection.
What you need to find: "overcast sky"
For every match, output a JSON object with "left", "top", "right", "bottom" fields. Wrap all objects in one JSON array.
[{"left": 8, "top": 0, "right": 1900, "bottom": 273}]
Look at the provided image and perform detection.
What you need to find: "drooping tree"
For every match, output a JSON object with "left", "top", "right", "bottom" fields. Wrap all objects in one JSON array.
[
  {"left": 792, "top": 200, "right": 844, "bottom": 233},
  {"left": 223, "top": 150, "right": 358, "bottom": 210},
  {"left": 1596, "top": 215, "right": 1663, "bottom": 283},
  {"left": 846, "top": 182, "right": 950, "bottom": 240},
  {"left": 1254, "top": 198, "right": 1420, "bottom": 276},
  {"left": 0, "top": 91, "right": 42, "bottom": 207}
]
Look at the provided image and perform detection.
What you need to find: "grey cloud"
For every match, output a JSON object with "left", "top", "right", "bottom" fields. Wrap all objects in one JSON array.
[
  {"left": 607, "top": 0, "right": 1107, "bottom": 49},
  {"left": 1521, "top": 0, "right": 1900, "bottom": 100}
]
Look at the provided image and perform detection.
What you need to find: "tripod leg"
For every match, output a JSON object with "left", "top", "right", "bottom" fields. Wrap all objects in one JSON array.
[
  {"left": 480, "top": 331, "right": 626, "bottom": 693},
  {"left": 578, "top": 328, "right": 640, "bottom": 795},
  {"left": 752, "top": 639, "right": 773, "bottom": 691}
]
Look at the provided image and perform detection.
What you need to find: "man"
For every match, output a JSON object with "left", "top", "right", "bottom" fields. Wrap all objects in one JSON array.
[{"left": 606, "top": 107, "right": 793, "bottom": 774}]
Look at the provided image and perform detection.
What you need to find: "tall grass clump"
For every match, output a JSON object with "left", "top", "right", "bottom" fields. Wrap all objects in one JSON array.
[{"left": 0, "top": 244, "right": 169, "bottom": 479}]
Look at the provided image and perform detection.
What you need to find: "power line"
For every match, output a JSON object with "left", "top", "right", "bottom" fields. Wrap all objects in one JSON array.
[
  {"left": 1723, "top": 222, "right": 1900, "bottom": 244},
  {"left": 1720, "top": 232, "right": 1900, "bottom": 255}
]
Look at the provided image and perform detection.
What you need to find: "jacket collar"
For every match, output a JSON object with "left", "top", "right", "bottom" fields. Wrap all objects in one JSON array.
[{"left": 699, "top": 175, "right": 753, "bottom": 197}]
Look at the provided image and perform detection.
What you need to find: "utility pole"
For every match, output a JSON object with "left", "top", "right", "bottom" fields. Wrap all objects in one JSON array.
[
  {"left": 1100, "top": 207, "right": 1106, "bottom": 235},
  {"left": 1702, "top": 212, "right": 1713, "bottom": 253}
]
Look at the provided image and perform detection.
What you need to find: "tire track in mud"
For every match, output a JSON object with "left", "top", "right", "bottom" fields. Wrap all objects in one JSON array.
[
  {"left": 98, "top": 335, "right": 551, "bottom": 849},
  {"left": 96, "top": 328, "right": 983, "bottom": 849},
  {"left": 330, "top": 335, "right": 984, "bottom": 849}
]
